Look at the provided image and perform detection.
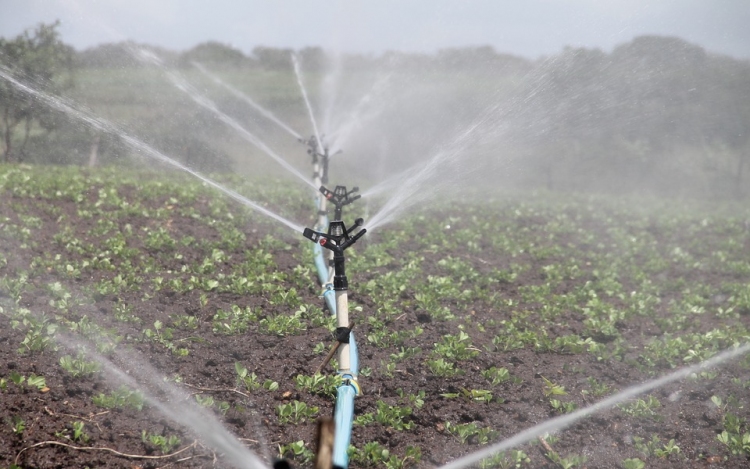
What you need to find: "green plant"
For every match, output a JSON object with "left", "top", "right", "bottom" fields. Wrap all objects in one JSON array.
[
  {"left": 396, "top": 389, "right": 426, "bottom": 409},
  {"left": 621, "top": 458, "right": 645, "bottom": 469},
  {"left": 444, "top": 421, "right": 498, "bottom": 445},
  {"left": 433, "top": 331, "right": 479, "bottom": 361},
  {"left": 653, "top": 439, "right": 681, "bottom": 458},
  {"left": 278, "top": 440, "right": 314, "bottom": 465},
  {"left": 92, "top": 385, "right": 145, "bottom": 410},
  {"left": 427, "top": 358, "right": 462, "bottom": 377},
  {"left": 59, "top": 352, "right": 101, "bottom": 378},
  {"left": 549, "top": 398, "right": 577, "bottom": 413},
  {"left": 142, "top": 430, "right": 181, "bottom": 453},
  {"left": 478, "top": 450, "right": 530, "bottom": 469},
  {"left": 71, "top": 421, "right": 89, "bottom": 443},
  {"left": 260, "top": 310, "right": 306, "bottom": 336},
  {"left": 482, "top": 367, "right": 511, "bottom": 386},
  {"left": 619, "top": 395, "right": 661, "bottom": 420},
  {"left": 8, "top": 416, "right": 26, "bottom": 435},
  {"left": 717, "top": 430, "right": 750, "bottom": 455},
  {"left": 546, "top": 452, "right": 587, "bottom": 469},
  {"left": 194, "top": 394, "right": 215, "bottom": 408},
  {"left": 356, "top": 401, "right": 414, "bottom": 431},
  {"left": 143, "top": 320, "right": 189, "bottom": 356},
  {"left": 441, "top": 388, "right": 494, "bottom": 404},
  {"left": 212, "top": 305, "right": 257, "bottom": 335},
  {"left": 295, "top": 372, "right": 343, "bottom": 397},
  {"left": 586, "top": 377, "right": 611, "bottom": 397},
  {"left": 277, "top": 400, "right": 319, "bottom": 424},
  {"left": 350, "top": 441, "right": 422, "bottom": 469},
  {"left": 541, "top": 376, "right": 567, "bottom": 397}
]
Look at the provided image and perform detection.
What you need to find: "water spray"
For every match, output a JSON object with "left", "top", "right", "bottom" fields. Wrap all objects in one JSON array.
[
  {"left": 439, "top": 342, "right": 750, "bottom": 469},
  {"left": 0, "top": 65, "right": 305, "bottom": 234},
  {"left": 292, "top": 53, "right": 323, "bottom": 153},
  {"left": 193, "top": 61, "right": 303, "bottom": 140},
  {"left": 302, "top": 218, "right": 366, "bottom": 469}
]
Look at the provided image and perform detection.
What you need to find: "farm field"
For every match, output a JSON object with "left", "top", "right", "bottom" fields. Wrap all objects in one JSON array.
[{"left": 1, "top": 164, "right": 750, "bottom": 468}]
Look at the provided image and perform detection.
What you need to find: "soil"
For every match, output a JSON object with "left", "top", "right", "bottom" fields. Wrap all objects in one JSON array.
[{"left": 1, "top": 172, "right": 749, "bottom": 469}]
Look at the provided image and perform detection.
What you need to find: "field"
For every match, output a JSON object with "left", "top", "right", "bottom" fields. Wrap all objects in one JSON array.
[{"left": 1, "top": 164, "right": 750, "bottom": 468}]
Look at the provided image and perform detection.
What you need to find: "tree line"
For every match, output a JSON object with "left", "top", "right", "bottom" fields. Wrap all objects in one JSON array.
[{"left": 1, "top": 22, "right": 748, "bottom": 199}]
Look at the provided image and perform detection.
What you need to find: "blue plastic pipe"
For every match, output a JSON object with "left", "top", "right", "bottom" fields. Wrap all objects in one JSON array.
[{"left": 332, "top": 332, "right": 360, "bottom": 469}]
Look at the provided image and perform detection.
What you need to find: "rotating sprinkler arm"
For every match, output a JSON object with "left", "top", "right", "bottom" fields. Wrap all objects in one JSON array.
[
  {"left": 302, "top": 218, "right": 365, "bottom": 255},
  {"left": 319, "top": 185, "right": 361, "bottom": 221}
]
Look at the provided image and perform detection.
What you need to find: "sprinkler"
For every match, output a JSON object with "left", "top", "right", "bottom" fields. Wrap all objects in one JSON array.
[
  {"left": 312, "top": 185, "right": 362, "bottom": 316},
  {"left": 302, "top": 218, "right": 366, "bottom": 469},
  {"left": 320, "top": 185, "right": 360, "bottom": 221},
  {"left": 301, "top": 134, "right": 330, "bottom": 185}
]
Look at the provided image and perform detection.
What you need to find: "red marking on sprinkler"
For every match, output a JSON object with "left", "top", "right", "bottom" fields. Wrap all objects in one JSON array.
[{"left": 319, "top": 238, "right": 327, "bottom": 246}]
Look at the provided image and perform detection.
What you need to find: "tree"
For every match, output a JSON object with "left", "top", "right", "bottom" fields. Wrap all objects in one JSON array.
[
  {"left": 0, "top": 21, "right": 74, "bottom": 161},
  {"left": 179, "top": 41, "right": 252, "bottom": 68}
]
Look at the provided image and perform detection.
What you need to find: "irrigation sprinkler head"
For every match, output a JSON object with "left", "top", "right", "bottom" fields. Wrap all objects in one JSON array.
[
  {"left": 303, "top": 135, "right": 331, "bottom": 184},
  {"left": 320, "top": 185, "right": 361, "bottom": 220},
  {"left": 302, "top": 218, "right": 366, "bottom": 291}
]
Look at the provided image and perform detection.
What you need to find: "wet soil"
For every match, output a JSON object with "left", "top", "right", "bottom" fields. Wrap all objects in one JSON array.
[{"left": 1, "top": 173, "right": 749, "bottom": 469}]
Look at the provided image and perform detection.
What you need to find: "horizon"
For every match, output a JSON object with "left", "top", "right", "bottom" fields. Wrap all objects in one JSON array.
[{"left": 1, "top": 0, "right": 749, "bottom": 60}]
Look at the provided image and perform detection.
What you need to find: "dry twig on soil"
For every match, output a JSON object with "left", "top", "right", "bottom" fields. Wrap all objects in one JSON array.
[{"left": 15, "top": 439, "right": 198, "bottom": 465}]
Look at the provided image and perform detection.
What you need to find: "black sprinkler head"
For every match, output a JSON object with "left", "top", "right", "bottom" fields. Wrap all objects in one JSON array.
[
  {"left": 302, "top": 217, "right": 366, "bottom": 291},
  {"left": 320, "top": 185, "right": 361, "bottom": 220}
]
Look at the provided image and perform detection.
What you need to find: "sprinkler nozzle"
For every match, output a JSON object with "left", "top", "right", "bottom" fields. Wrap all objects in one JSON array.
[
  {"left": 320, "top": 185, "right": 361, "bottom": 220},
  {"left": 303, "top": 227, "right": 320, "bottom": 243}
]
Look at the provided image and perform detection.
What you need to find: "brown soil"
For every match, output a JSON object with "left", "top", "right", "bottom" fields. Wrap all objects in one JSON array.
[{"left": 1, "top": 173, "right": 749, "bottom": 469}]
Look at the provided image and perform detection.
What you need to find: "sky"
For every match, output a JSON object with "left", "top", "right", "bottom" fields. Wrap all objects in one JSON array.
[{"left": 1, "top": 0, "right": 749, "bottom": 59}]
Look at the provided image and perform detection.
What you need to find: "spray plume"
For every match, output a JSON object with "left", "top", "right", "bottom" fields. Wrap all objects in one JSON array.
[
  {"left": 192, "top": 61, "right": 302, "bottom": 140},
  {"left": 291, "top": 53, "right": 323, "bottom": 150},
  {"left": 439, "top": 343, "right": 750, "bottom": 469},
  {"left": 134, "top": 50, "right": 315, "bottom": 190},
  {"left": 0, "top": 64, "right": 304, "bottom": 234}
]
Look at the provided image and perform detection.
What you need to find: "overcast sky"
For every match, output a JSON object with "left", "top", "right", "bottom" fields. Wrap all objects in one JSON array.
[{"left": 1, "top": 0, "right": 749, "bottom": 59}]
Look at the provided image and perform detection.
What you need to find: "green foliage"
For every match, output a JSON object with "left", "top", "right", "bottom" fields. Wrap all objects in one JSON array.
[
  {"left": 441, "top": 388, "right": 494, "bottom": 404},
  {"left": 549, "top": 398, "right": 577, "bottom": 413},
  {"left": 482, "top": 367, "right": 512, "bottom": 386},
  {"left": 541, "top": 376, "right": 567, "bottom": 397},
  {"left": 92, "top": 385, "right": 145, "bottom": 410},
  {"left": 0, "top": 21, "right": 74, "bottom": 162},
  {"left": 433, "top": 331, "right": 479, "bottom": 360},
  {"left": 546, "top": 452, "right": 587, "bottom": 469},
  {"left": 259, "top": 310, "right": 306, "bottom": 336},
  {"left": 444, "top": 421, "right": 498, "bottom": 445},
  {"left": 718, "top": 411, "right": 750, "bottom": 455},
  {"left": 396, "top": 388, "right": 426, "bottom": 409},
  {"left": 142, "top": 430, "right": 181, "bottom": 454},
  {"left": 213, "top": 305, "right": 257, "bottom": 334},
  {"left": 59, "top": 352, "right": 101, "bottom": 378},
  {"left": 8, "top": 416, "right": 26, "bottom": 435},
  {"left": 278, "top": 440, "right": 314, "bottom": 465},
  {"left": 143, "top": 320, "right": 189, "bottom": 356},
  {"left": 355, "top": 401, "right": 414, "bottom": 431},
  {"left": 277, "top": 400, "right": 318, "bottom": 424},
  {"left": 349, "top": 441, "right": 422, "bottom": 469},
  {"left": 295, "top": 372, "right": 342, "bottom": 397},
  {"left": 621, "top": 458, "right": 645, "bottom": 469},
  {"left": 619, "top": 395, "right": 661, "bottom": 420},
  {"left": 427, "top": 358, "right": 462, "bottom": 377},
  {"left": 478, "top": 450, "right": 530, "bottom": 469},
  {"left": 71, "top": 421, "right": 89, "bottom": 443}
]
